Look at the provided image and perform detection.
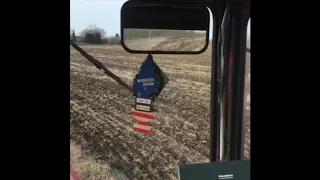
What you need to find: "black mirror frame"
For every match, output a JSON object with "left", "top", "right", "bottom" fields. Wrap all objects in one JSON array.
[{"left": 120, "top": 1, "right": 211, "bottom": 55}]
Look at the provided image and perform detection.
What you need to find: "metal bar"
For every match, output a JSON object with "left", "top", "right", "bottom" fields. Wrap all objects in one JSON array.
[
  {"left": 210, "top": 5, "right": 223, "bottom": 162},
  {"left": 70, "top": 40, "right": 134, "bottom": 93},
  {"left": 229, "top": 1, "right": 247, "bottom": 160}
]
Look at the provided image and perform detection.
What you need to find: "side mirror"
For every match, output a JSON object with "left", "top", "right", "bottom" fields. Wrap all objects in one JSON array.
[{"left": 121, "top": 1, "right": 211, "bottom": 54}]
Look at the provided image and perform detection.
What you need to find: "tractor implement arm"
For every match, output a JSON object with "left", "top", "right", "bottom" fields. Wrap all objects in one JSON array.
[{"left": 70, "top": 40, "right": 134, "bottom": 93}]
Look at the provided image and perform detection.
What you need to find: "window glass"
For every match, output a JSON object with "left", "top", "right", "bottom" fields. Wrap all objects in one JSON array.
[{"left": 243, "top": 18, "right": 251, "bottom": 160}]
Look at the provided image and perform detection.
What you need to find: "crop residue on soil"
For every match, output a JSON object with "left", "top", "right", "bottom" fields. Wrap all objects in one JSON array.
[{"left": 70, "top": 44, "right": 250, "bottom": 180}]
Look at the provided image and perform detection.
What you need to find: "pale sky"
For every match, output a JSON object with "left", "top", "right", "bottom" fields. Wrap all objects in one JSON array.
[
  {"left": 70, "top": 0, "right": 214, "bottom": 38},
  {"left": 70, "top": 0, "right": 126, "bottom": 36},
  {"left": 70, "top": 0, "right": 249, "bottom": 40},
  {"left": 247, "top": 19, "right": 251, "bottom": 38}
]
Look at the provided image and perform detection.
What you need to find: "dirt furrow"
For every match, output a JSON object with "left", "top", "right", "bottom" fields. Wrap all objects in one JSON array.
[
  {"left": 70, "top": 44, "right": 250, "bottom": 180},
  {"left": 71, "top": 85, "right": 209, "bottom": 162}
]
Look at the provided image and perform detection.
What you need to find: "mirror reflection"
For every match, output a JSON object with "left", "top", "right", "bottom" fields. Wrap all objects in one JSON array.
[{"left": 123, "top": 28, "right": 207, "bottom": 52}]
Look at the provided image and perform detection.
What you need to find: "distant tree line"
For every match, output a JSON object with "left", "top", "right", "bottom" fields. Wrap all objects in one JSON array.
[
  {"left": 71, "top": 30, "right": 76, "bottom": 42},
  {"left": 70, "top": 25, "right": 121, "bottom": 45},
  {"left": 70, "top": 26, "right": 202, "bottom": 45}
]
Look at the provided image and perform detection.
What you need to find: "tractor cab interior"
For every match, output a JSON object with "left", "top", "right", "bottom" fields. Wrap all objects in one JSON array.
[
  {"left": 120, "top": 0, "right": 250, "bottom": 162},
  {"left": 120, "top": 0, "right": 251, "bottom": 178},
  {"left": 70, "top": 0, "right": 250, "bottom": 179}
]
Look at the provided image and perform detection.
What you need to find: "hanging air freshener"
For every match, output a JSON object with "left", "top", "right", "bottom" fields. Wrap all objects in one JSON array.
[{"left": 132, "top": 54, "right": 168, "bottom": 134}]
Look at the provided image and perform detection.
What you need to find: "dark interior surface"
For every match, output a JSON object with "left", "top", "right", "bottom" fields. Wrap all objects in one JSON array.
[
  {"left": 126, "top": 0, "right": 230, "bottom": 6},
  {"left": 178, "top": 160, "right": 250, "bottom": 180},
  {"left": 121, "top": 1, "right": 210, "bottom": 30}
]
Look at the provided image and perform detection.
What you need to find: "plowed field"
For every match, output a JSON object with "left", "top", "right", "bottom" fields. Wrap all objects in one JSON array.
[{"left": 70, "top": 44, "right": 250, "bottom": 180}]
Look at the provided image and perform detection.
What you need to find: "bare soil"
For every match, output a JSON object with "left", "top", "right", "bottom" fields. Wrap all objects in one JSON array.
[
  {"left": 70, "top": 44, "right": 250, "bottom": 180},
  {"left": 124, "top": 35, "right": 206, "bottom": 52},
  {"left": 71, "top": 142, "right": 129, "bottom": 180}
]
